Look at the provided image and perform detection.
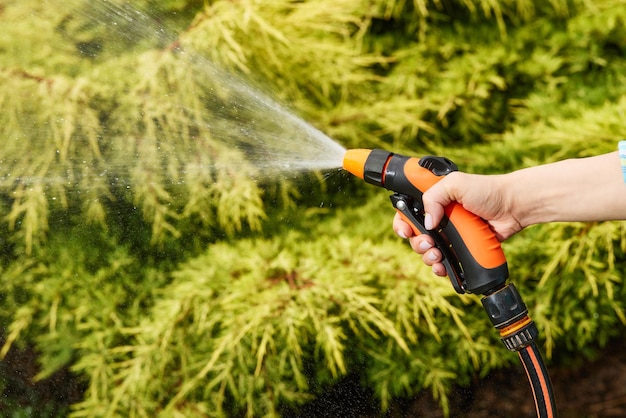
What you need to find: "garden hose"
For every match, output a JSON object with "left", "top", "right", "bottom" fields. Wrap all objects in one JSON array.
[
  {"left": 482, "top": 284, "right": 557, "bottom": 418},
  {"left": 520, "top": 342, "right": 557, "bottom": 418},
  {"left": 343, "top": 149, "right": 558, "bottom": 417}
]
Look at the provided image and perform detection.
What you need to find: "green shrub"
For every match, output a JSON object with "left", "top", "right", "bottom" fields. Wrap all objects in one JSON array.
[{"left": 1, "top": 0, "right": 625, "bottom": 416}]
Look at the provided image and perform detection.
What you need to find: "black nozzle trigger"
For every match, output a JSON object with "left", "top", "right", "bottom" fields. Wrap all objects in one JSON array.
[
  {"left": 418, "top": 156, "right": 458, "bottom": 176},
  {"left": 390, "top": 193, "right": 466, "bottom": 293}
]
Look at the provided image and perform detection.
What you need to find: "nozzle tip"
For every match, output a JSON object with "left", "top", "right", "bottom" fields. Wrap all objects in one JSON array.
[{"left": 342, "top": 149, "right": 372, "bottom": 179}]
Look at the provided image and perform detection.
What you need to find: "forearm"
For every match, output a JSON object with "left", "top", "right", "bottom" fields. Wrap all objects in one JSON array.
[{"left": 505, "top": 151, "right": 626, "bottom": 227}]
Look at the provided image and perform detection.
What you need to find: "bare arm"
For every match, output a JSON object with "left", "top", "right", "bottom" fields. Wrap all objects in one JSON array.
[{"left": 506, "top": 151, "right": 626, "bottom": 226}]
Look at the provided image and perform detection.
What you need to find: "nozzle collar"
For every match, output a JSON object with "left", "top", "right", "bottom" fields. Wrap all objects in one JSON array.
[{"left": 363, "top": 149, "right": 393, "bottom": 186}]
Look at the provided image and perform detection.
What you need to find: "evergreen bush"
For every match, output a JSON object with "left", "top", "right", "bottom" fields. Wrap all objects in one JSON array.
[{"left": 1, "top": 0, "right": 625, "bottom": 416}]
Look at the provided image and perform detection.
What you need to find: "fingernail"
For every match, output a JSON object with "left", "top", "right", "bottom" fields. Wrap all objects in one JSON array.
[
  {"left": 419, "top": 240, "right": 432, "bottom": 251},
  {"left": 397, "top": 230, "right": 408, "bottom": 239},
  {"left": 424, "top": 213, "right": 434, "bottom": 230},
  {"left": 428, "top": 251, "right": 438, "bottom": 261}
]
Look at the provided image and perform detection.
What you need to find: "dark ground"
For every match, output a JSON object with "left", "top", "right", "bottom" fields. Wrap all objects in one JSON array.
[
  {"left": 393, "top": 338, "right": 626, "bottom": 418},
  {"left": 299, "top": 338, "right": 626, "bottom": 418},
  {"left": 2, "top": 338, "right": 626, "bottom": 417}
]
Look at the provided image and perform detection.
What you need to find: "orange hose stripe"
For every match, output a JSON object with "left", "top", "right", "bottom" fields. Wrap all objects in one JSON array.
[
  {"left": 518, "top": 351, "right": 540, "bottom": 418},
  {"left": 523, "top": 346, "right": 555, "bottom": 418},
  {"left": 528, "top": 346, "right": 554, "bottom": 418}
]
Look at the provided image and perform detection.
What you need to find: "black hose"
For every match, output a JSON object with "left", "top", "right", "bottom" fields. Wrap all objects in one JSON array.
[
  {"left": 481, "top": 284, "right": 558, "bottom": 417},
  {"left": 518, "top": 342, "right": 557, "bottom": 418}
]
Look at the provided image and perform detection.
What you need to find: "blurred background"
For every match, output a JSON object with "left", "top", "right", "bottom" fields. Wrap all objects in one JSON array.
[{"left": 1, "top": 0, "right": 625, "bottom": 416}]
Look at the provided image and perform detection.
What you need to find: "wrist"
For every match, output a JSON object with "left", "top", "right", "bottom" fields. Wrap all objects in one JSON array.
[{"left": 500, "top": 169, "right": 547, "bottom": 229}]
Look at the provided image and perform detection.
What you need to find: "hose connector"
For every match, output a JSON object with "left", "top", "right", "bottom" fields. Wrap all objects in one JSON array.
[{"left": 481, "top": 284, "right": 539, "bottom": 351}]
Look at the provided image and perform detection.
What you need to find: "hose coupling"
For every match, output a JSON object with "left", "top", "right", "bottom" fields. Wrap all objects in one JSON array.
[{"left": 481, "top": 284, "right": 539, "bottom": 351}]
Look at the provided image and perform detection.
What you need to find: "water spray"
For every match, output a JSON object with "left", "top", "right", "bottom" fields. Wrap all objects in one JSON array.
[{"left": 343, "top": 148, "right": 557, "bottom": 418}]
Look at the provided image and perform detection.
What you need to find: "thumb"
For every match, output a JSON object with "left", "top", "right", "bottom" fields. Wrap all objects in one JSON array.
[{"left": 422, "top": 173, "right": 458, "bottom": 230}]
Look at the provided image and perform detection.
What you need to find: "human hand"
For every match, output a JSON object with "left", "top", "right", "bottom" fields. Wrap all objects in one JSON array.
[{"left": 392, "top": 171, "right": 524, "bottom": 277}]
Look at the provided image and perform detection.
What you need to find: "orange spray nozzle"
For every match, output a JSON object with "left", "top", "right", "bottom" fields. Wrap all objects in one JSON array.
[{"left": 342, "top": 149, "right": 372, "bottom": 179}]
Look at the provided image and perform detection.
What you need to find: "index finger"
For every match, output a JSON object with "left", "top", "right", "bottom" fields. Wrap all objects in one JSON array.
[{"left": 393, "top": 212, "right": 415, "bottom": 239}]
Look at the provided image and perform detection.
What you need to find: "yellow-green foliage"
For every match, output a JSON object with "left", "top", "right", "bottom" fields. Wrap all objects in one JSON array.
[{"left": 1, "top": 0, "right": 626, "bottom": 416}]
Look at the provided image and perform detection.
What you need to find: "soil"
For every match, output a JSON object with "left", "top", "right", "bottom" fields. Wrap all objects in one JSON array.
[
  {"left": 2, "top": 337, "right": 626, "bottom": 417},
  {"left": 298, "top": 338, "right": 626, "bottom": 418},
  {"left": 391, "top": 338, "right": 626, "bottom": 418}
]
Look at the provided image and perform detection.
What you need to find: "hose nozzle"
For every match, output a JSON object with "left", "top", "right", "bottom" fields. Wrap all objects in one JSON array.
[
  {"left": 343, "top": 149, "right": 393, "bottom": 187},
  {"left": 342, "top": 149, "right": 372, "bottom": 179}
]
